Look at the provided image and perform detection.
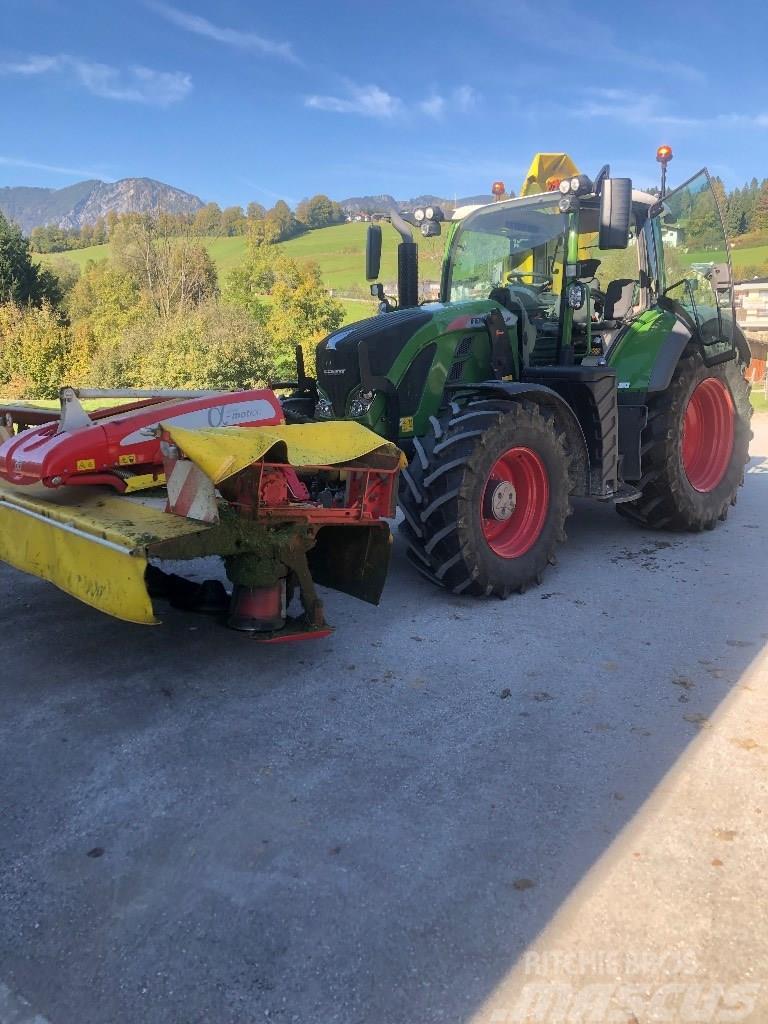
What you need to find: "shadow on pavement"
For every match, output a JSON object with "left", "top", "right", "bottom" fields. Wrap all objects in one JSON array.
[{"left": 1, "top": 433, "right": 767, "bottom": 1024}]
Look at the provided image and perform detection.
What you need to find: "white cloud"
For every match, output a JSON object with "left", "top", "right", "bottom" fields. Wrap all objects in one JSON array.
[
  {"left": 147, "top": 1, "right": 299, "bottom": 63},
  {"left": 0, "top": 155, "right": 108, "bottom": 178},
  {"left": 308, "top": 82, "right": 479, "bottom": 120},
  {"left": 571, "top": 89, "right": 768, "bottom": 132},
  {"left": 0, "top": 55, "right": 60, "bottom": 75},
  {"left": 306, "top": 82, "right": 401, "bottom": 118},
  {"left": 477, "top": 0, "right": 703, "bottom": 82},
  {"left": 453, "top": 85, "right": 477, "bottom": 112},
  {"left": 70, "top": 60, "right": 192, "bottom": 105},
  {"left": 419, "top": 94, "right": 445, "bottom": 118},
  {"left": 418, "top": 86, "right": 477, "bottom": 119},
  {"left": 0, "top": 54, "right": 192, "bottom": 106},
  {"left": 576, "top": 89, "right": 702, "bottom": 128}
]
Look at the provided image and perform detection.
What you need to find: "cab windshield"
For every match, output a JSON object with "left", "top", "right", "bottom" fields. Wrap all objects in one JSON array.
[{"left": 447, "top": 198, "right": 567, "bottom": 307}]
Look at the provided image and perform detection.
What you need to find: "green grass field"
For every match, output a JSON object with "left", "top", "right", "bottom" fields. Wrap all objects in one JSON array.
[
  {"left": 684, "top": 244, "right": 768, "bottom": 270},
  {"left": 37, "top": 222, "right": 445, "bottom": 293},
  {"left": 36, "top": 223, "right": 768, "bottom": 318}
]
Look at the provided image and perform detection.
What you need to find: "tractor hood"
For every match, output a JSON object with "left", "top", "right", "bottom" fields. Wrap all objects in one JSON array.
[{"left": 316, "top": 306, "right": 435, "bottom": 416}]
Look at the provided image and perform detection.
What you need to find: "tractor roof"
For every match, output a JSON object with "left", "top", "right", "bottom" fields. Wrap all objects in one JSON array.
[{"left": 451, "top": 188, "right": 658, "bottom": 223}]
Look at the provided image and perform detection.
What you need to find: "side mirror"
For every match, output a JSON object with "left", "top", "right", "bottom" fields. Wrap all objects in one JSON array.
[
  {"left": 707, "top": 263, "right": 732, "bottom": 293},
  {"left": 366, "top": 225, "right": 382, "bottom": 281},
  {"left": 599, "top": 177, "right": 632, "bottom": 250}
]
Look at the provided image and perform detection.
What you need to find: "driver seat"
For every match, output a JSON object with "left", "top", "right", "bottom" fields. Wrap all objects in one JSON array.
[
  {"left": 488, "top": 287, "right": 537, "bottom": 367},
  {"left": 603, "top": 279, "right": 636, "bottom": 322}
]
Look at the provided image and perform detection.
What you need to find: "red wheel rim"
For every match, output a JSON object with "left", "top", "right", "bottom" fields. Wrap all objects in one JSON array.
[
  {"left": 681, "top": 377, "right": 735, "bottom": 493},
  {"left": 480, "top": 447, "right": 549, "bottom": 558}
]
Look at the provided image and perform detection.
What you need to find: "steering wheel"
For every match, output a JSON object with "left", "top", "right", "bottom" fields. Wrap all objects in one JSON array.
[
  {"left": 505, "top": 270, "right": 550, "bottom": 284},
  {"left": 504, "top": 270, "right": 552, "bottom": 294}
]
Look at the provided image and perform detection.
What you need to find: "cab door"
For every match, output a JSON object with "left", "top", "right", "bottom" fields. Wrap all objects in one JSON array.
[{"left": 653, "top": 169, "right": 735, "bottom": 364}]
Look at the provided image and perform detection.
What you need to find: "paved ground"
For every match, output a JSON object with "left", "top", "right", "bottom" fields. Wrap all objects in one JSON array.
[{"left": 1, "top": 418, "right": 768, "bottom": 1024}]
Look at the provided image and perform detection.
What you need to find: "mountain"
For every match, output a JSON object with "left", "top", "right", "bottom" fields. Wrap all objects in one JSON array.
[
  {"left": 0, "top": 178, "right": 204, "bottom": 233},
  {"left": 340, "top": 194, "right": 397, "bottom": 215},
  {"left": 340, "top": 192, "right": 493, "bottom": 215}
]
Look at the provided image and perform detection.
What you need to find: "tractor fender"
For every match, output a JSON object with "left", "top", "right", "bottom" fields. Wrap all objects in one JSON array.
[
  {"left": 647, "top": 316, "right": 692, "bottom": 393},
  {"left": 647, "top": 316, "right": 749, "bottom": 393},
  {"left": 448, "top": 381, "right": 590, "bottom": 492},
  {"left": 734, "top": 324, "right": 752, "bottom": 368}
]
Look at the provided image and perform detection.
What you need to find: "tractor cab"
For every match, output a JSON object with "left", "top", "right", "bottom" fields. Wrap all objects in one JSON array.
[{"left": 442, "top": 183, "right": 663, "bottom": 368}]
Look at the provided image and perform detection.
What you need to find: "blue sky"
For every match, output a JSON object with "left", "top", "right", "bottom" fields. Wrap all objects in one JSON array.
[{"left": 0, "top": 0, "right": 766, "bottom": 208}]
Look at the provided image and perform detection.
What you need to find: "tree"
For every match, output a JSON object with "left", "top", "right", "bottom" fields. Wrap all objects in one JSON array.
[
  {"left": 134, "top": 301, "right": 274, "bottom": 390},
  {"left": 67, "top": 260, "right": 144, "bottom": 384},
  {"left": 0, "top": 213, "right": 62, "bottom": 306},
  {"left": 246, "top": 201, "right": 266, "bottom": 222},
  {"left": 223, "top": 240, "right": 273, "bottom": 318},
  {"left": 296, "top": 194, "right": 345, "bottom": 230},
  {"left": 754, "top": 181, "right": 768, "bottom": 232},
  {"left": 92, "top": 218, "right": 108, "bottom": 245},
  {"left": 0, "top": 301, "right": 72, "bottom": 398},
  {"left": 267, "top": 260, "right": 344, "bottom": 376},
  {"left": 192, "top": 202, "right": 223, "bottom": 236},
  {"left": 221, "top": 206, "right": 246, "bottom": 236},
  {"left": 46, "top": 257, "right": 81, "bottom": 298},
  {"left": 265, "top": 200, "right": 300, "bottom": 242},
  {"left": 224, "top": 241, "right": 343, "bottom": 378},
  {"left": 110, "top": 216, "right": 218, "bottom": 319}
]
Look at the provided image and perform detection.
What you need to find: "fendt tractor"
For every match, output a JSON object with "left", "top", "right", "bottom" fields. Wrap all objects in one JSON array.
[{"left": 287, "top": 149, "right": 753, "bottom": 597}]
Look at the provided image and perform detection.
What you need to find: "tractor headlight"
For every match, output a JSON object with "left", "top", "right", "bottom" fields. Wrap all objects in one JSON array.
[
  {"left": 559, "top": 179, "right": 571, "bottom": 195},
  {"left": 413, "top": 207, "right": 426, "bottom": 222},
  {"left": 316, "top": 394, "right": 334, "bottom": 418},
  {"left": 570, "top": 176, "right": 581, "bottom": 192},
  {"left": 425, "top": 206, "right": 435, "bottom": 220},
  {"left": 348, "top": 388, "right": 376, "bottom": 418}
]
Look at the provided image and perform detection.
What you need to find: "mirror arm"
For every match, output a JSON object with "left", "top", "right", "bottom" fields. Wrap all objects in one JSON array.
[{"left": 389, "top": 209, "right": 414, "bottom": 243}]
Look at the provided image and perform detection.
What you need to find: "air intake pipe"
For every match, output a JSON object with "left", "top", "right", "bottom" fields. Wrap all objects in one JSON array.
[{"left": 389, "top": 208, "right": 419, "bottom": 309}]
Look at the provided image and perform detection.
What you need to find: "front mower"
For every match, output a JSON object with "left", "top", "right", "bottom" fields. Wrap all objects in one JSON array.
[{"left": 0, "top": 387, "right": 401, "bottom": 641}]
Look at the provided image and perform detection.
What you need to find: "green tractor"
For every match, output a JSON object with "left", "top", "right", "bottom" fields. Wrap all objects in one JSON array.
[{"left": 289, "top": 150, "right": 753, "bottom": 597}]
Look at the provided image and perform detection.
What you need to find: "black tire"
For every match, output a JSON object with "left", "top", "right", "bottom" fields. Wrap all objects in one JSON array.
[
  {"left": 398, "top": 398, "right": 572, "bottom": 596},
  {"left": 618, "top": 347, "right": 752, "bottom": 531},
  {"left": 280, "top": 398, "right": 315, "bottom": 424}
]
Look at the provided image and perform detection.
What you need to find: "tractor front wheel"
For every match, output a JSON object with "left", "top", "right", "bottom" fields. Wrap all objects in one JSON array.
[
  {"left": 399, "top": 399, "right": 572, "bottom": 596},
  {"left": 618, "top": 347, "right": 752, "bottom": 530}
]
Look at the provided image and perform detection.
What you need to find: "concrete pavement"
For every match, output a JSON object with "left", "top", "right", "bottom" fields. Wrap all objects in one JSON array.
[{"left": 1, "top": 418, "right": 767, "bottom": 1024}]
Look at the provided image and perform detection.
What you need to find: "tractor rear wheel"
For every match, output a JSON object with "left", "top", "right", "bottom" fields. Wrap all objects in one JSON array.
[
  {"left": 399, "top": 399, "right": 572, "bottom": 596},
  {"left": 618, "top": 347, "right": 752, "bottom": 530}
]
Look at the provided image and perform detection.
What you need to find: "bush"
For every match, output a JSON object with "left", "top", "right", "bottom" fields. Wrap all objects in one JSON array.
[
  {"left": 0, "top": 302, "right": 72, "bottom": 398},
  {"left": 123, "top": 302, "right": 276, "bottom": 390},
  {"left": 736, "top": 261, "right": 768, "bottom": 281},
  {"left": 44, "top": 256, "right": 81, "bottom": 298},
  {"left": 225, "top": 242, "right": 344, "bottom": 378}
]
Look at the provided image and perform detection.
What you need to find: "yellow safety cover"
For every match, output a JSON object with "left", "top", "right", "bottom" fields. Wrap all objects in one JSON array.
[
  {"left": 520, "top": 153, "right": 580, "bottom": 197},
  {"left": 165, "top": 421, "right": 395, "bottom": 484},
  {"left": 0, "top": 482, "right": 210, "bottom": 625}
]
